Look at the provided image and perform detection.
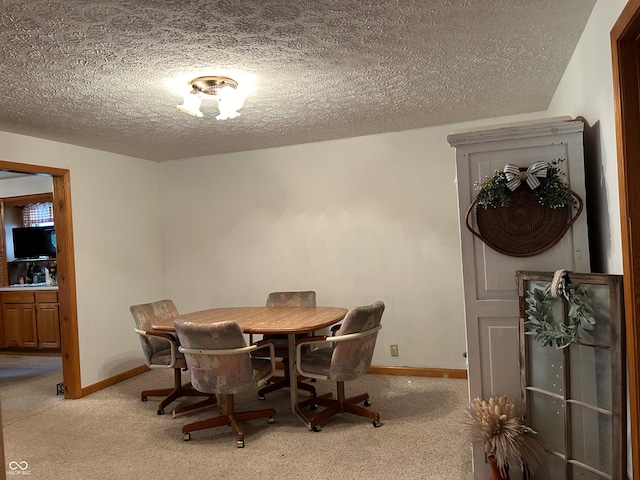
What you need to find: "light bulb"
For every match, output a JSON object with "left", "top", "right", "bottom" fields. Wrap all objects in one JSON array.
[
  {"left": 176, "top": 92, "right": 203, "bottom": 117},
  {"left": 215, "top": 88, "right": 245, "bottom": 120}
]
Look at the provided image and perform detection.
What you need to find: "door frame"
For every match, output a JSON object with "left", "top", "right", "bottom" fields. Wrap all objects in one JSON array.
[
  {"left": 0, "top": 160, "right": 80, "bottom": 399},
  {"left": 611, "top": 1, "right": 640, "bottom": 478}
]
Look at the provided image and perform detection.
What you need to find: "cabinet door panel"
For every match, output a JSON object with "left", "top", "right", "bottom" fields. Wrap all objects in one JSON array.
[
  {"left": 37, "top": 303, "right": 60, "bottom": 348},
  {"left": 2, "top": 305, "right": 20, "bottom": 347},
  {"left": 18, "top": 304, "right": 37, "bottom": 347},
  {"left": 2, "top": 303, "right": 36, "bottom": 347}
]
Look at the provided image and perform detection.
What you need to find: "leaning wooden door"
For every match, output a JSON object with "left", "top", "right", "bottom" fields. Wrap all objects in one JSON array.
[{"left": 448, "top": 117, "right": 591, "bottom": 479}]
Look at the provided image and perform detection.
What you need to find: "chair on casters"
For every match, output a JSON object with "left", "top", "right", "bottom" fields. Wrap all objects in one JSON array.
[
  {"left": 294, "top": 300, "right": 385, "bottom": 431},
  {"left": 130, "top": 300, "right": 217, "bottom": 416},
  {"left": 256, "top": 291, "right": 318, "bottom": 400},
  {"left": 174, "top": 319, "right": 277, "bottom": 448}
]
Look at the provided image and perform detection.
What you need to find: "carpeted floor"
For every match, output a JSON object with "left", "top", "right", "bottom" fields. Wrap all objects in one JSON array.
[{"left": 1, "top": 355, "right": 472, "bottom": 480}]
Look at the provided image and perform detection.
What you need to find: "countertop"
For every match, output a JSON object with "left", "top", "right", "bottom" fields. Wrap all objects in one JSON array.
[{"left": 0, "top": 284, "right": 58, "bottom": 292}]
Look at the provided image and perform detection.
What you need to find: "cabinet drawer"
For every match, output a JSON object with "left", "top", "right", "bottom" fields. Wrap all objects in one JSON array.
[
  {"left": 35, "top": 291, "right": 58, "bottom": 303},
  {"left": 2, "top": 291, "right": 35, "bottom": 304}
]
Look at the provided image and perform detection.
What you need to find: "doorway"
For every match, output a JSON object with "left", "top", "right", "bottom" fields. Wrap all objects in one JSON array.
[
  {"left": 0, "top": 161, "right": 79, "bottom": 399},
  {"left": 611, "top": 1, "right": 640, "bottom": 478}
]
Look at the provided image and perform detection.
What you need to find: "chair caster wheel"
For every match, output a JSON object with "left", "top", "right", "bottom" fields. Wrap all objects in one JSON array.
[
  {"left": 310, "top": 404, "right": 318, "bottom": 410},
  {"left": 310, "top": 391, "right": 317, "bottom": 398},
  {"left": 141, "top": 396, "right": 148, "bottom": 402},
  {"left": 373, "top": 420, "right": 382, "bottom": 428},
  {"left": 312, "top": 424, "right": 322, "bottom": 432},
  {"left": 237, "top": 440, "right": 245, "bottom": 448},
  {"left": 310, "top": 378, "right": 316, "bottom": 382},
  {"left": 157, "top": 409, "right": 164, "bottom": 415},
  {"left": 183, "top": 433, "right": 191, "bottom": 441},
  {"left": 258, "top": 395, "right": 265, "bottom": 401},
  {"left": 268, "top": 416, "right": 275, "bottom": 424},
  {"left": 364, "top": 399, "right": 371, "bottom": 407}
]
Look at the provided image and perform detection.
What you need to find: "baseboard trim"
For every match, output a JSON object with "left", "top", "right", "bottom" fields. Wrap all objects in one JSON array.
[
  {"left": 81, "top": 364, "right": 149, "bottom": 397},
  {"left": 79, "top": 364, "right": 467, "bottom": 397},
  {"left": 368, "top": 365, "right": 468, "bottom": 379},
  {"left": 0, "top": 350, "right": 62, "bottom": 356}
]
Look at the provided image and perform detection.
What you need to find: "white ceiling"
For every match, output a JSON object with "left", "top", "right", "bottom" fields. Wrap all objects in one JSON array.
[{"left": 0, "top": 0, "right": 597, "bottom": 162}]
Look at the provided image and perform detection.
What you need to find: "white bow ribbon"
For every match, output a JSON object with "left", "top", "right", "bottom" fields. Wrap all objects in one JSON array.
[{"left": 503, "top": 162, "right": 547, "bottom": 191}]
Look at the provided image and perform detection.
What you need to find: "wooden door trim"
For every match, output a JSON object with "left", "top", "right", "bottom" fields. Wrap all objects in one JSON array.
[
  {"left": 0, "top": 161, "right": 80, "bottom": 399},
  {"left": 2, "top": 192, "right": 53, "bottom": 207},
  {"left": 611, "top": 1, "right": 640, "bottom": 477}
]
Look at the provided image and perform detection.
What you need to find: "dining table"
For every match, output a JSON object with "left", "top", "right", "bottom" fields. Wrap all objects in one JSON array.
[{"left": 151, "top": 306, "right": 348, "bottom": 413}]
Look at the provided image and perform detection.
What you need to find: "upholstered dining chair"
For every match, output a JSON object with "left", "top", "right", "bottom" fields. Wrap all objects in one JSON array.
[
  {"left": 256, "top": 290, "right": 317, "bottom": 400},
  {"left": 130, "top": 300, "right": 217, "bottom": 416},
  {"left": 294, "top": 300, "right": 385, "bottom": 431},
  {"left": 175, "top": 319, "right": 277, "bottom": 448}
]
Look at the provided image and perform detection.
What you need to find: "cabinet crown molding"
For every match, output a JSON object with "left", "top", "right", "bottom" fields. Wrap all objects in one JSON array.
[{"left": 447, "top": 117, "right": 583, "bottom": 147}]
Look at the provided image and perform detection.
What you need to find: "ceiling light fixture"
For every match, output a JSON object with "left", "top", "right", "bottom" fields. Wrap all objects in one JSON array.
[{"left": 176, "top": 75, "right": 245, "bottom": 120}]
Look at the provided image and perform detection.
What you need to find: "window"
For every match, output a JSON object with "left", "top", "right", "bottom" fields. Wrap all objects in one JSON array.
[
  {"left": 22, "top": 202, "right": 54, "bottom": 227},
  {"left": 517, "top": 271, "right": 625, "bottom": 479}
]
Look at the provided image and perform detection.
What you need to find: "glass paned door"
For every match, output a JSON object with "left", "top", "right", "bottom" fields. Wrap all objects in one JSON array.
[{"left": 517, "top": 272, "right": 625, "bottom": 480}]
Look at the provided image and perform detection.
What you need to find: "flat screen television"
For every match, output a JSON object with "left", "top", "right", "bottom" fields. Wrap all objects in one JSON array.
[{"left": 12, "top": 226, "right": 57, "bottom": 259}]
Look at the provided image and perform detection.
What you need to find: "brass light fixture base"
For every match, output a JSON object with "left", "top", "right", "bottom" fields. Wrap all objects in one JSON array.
[{"left": 190, "top": 76, "right": 238, "bottom": 96}]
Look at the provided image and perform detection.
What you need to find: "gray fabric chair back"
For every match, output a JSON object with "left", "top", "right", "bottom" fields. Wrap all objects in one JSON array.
[
  {"left": 130, "top": 299, "right": 179, "bottom": 365},
  {"left": 265, "top": 291, "right": 317, "bottom": 351},
  {"left": 174, "top": 320, "right": 256, "bottom": 395},
  {"left": 266, "top": 291, "right": 316, "bottom": 307},
  {"left": 331, "top": 301, "right": 385, "bottom": 382}
]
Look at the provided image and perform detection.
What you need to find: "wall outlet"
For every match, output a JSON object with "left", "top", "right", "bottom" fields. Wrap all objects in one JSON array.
[{"left": 390, "top": 343, "right": 399, "bottom": 357}]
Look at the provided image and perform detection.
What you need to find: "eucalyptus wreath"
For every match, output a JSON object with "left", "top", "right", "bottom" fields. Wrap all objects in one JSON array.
[
  {"left": 524, "top": 282, "right": 596, "bottom": 349},
  {"left": 475, "top": 159, "right": 575, "bottom": 209}
]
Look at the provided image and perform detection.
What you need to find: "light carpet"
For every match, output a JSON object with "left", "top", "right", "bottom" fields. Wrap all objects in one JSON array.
[{"left": 1, "top": 355, "right": 472, "bottom": 480}]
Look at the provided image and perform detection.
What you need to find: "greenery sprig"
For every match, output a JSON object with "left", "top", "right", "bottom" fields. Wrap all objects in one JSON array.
[
  {"left": 475, "top": 159, "right": 575, "bottom": 209},
  {"left": 524, "top": 282, "right": 596, "bottom": 349}
]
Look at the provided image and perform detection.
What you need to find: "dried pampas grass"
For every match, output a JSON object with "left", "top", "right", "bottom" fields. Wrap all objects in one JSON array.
[{"left": 461, "top": 395, "right": 546, "bottom": 475}]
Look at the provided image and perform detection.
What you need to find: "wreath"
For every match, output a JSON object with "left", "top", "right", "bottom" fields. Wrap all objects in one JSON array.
[
  {"left": 524, "top": 272, "right": 595, "bottom": 349},
  {"left": 465, "top": 158, "right": 583, "bottom": 257},
  {"left": 474, "top": 158, "right": 575, "bottom": 210}
]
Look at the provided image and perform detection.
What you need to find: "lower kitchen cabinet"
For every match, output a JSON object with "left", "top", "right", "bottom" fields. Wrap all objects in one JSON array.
[{"left": 1, "top": 289, "right": 59, "bottom": 350}]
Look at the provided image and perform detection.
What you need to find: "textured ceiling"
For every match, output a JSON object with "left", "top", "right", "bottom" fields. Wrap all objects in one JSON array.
[{"left": 0, "top": 0, "right": 597, "bottom": 162}]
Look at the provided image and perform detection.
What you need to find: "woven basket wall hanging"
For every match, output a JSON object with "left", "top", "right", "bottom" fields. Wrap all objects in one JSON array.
[{"left": 465, "top": 161, "right": 583, "bottom": 257}]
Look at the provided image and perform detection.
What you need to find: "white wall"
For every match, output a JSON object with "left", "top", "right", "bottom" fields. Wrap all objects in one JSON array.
[
  {"left": 547, "top": 0, "right": 627, "bottom": 273},
  {"left": 0, "top": 131, "right": 164, "bottom": 386},
  {"left": 159, "top": 111, "right": 548, "bottom": 370}
]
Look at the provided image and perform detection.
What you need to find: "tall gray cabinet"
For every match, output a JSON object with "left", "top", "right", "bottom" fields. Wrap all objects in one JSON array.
[{"left": 447, "top": 117, "right": 591, "bottom": 479}]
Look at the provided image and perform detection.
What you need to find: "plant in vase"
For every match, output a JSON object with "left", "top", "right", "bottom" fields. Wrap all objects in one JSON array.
[{"left": 461, "top": 395, "right": 546, "bottom": 479}]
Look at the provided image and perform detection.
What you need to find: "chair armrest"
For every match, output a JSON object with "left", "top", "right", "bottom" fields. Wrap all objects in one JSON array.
[
  {"left": 136, "top": 328, "right": 178, "bottom": 343},
  {"left": 179, "top": 343, "right": 265, "bottom": 356},
  {"left": 253, "top": 339, "right": 277, "bottom": 365},
  {"left": 135, "top": 328, "right": 179, "bottom": 368},
  {"left": 295, "top": 324, "right": 383, "bottom": 379},
  {"left": 179, "top": 341, "right": 277, "bottom": 384},
  {"left": 330, "top": 324, "right": 341, "bottom": 336},
  {"left": 295, "top": 335, "right": 327, "bottom": 346},
  {"left": 252, "top": 339, "right": 277, "bottom": 385},
  {"left": 253, "top": 338, "right": 275, "bottom": 349},
  {"left": 294, "top": 336, "right": 331, "bottom": 380}
]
